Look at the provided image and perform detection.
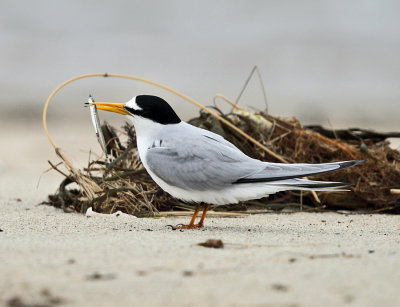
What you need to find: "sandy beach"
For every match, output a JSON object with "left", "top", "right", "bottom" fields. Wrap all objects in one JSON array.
[
  {"left": 1, "top": 199, "right": 400, "bottom": 307},
  {"left": 0, "top": 119, "right": 399, "bottom": 307}
]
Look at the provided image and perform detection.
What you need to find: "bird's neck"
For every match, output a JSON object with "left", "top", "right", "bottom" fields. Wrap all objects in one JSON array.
[{"left": 129, "top": 117, "right": 169, "bottom": 156}]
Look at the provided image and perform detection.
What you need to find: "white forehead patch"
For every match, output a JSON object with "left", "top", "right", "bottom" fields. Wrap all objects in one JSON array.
[{"left": 125, "top": 96, "right": 142, "bottom": 110}]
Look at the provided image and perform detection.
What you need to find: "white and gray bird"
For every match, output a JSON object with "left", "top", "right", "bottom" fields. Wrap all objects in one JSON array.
[{"left": 89, "top": 95, "right": 363, "bottom": 229}]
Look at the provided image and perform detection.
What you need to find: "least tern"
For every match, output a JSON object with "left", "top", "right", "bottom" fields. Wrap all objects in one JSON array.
[{"left": 89, "top": 95, "right": 363, "bottom": 229}]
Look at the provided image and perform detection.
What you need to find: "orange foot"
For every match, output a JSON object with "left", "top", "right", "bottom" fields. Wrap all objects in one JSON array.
[{"left": 168, "top": 204, "right": 210, "bottom": 230}]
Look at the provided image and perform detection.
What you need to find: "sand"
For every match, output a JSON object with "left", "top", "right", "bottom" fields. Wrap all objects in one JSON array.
[
  {"left": 1, "top": 119, "right": 399, "bottom": 307},
  {"left": 1, "top": 201, "right": 400, "bottom": 307}
]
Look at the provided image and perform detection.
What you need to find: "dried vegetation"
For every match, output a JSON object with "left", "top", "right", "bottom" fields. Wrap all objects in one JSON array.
[{"left": 45, "top": 106, "right": 400, "bottom": 215}]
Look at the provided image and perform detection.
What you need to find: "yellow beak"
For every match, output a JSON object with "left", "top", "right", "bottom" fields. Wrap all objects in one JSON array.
[{"left": 89, "top": 102, "right": 130, "bottom": 115}]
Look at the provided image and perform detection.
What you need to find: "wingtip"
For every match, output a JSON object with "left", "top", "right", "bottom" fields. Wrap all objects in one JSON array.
[
  {"left": 297, "top": 181, "right": 353, "bottom": 189},
  {"left": 338, "top": 160, "right": 365, "bottom": 170}
]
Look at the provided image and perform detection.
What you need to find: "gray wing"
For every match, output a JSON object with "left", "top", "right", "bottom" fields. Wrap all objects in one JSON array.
[
  {"left": 146, "top": 131, "right": 363, "bottom": 190},
  {"left": 235, "top": 160, "right": 363, "bottom": 183},
  {"left": 145, "top": 134, "right": 263, "bottom": 190}
]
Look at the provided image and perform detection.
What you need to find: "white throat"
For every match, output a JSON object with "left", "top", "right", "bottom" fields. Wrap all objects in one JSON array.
[{"left": 127, "top": 116, "right": 177, "bottom": 159}]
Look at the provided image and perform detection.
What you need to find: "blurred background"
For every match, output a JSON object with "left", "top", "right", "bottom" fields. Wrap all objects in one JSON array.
[{"left": 0, "top": 0, "right": 399, "bottom": 198}]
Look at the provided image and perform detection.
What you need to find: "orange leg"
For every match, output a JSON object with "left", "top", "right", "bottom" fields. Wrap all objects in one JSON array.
[
  {"left": 187, "top": 205, "right": 201, "bottom": 227},
  {"left": 172, "top": 204, "right": 210, "bottom": 230},
  {"left": 197, "top": 204, "right": 210, "bottom": 228}
]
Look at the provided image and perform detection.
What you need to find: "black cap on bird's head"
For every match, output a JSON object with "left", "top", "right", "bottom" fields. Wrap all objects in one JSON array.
[
  {"left": 88, "top": 95, "right": 181, "bottom": 125},
  {"left": 125, "top": 95, "right": 181, "bottom": 124}
]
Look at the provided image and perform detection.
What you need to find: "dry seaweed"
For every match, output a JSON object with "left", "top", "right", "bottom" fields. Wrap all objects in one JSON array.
[
  {"left": 305, "top": 125, "right": 400, "bottom": 143},
  {"left": 44, "top": 108, "right": 400, "bottom": 215}
]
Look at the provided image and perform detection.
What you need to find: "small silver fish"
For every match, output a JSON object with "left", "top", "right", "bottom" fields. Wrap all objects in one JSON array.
[{"left": 88, "top": 95, "right": 108, "bottom": 158}]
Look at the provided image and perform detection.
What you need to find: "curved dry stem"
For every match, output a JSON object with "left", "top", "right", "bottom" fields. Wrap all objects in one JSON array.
[
  {"left": 43, "top": 72, "right": 285, "bottom": 162},
  {"left": 213, "top": 94, "right": 240, "bottom": 110}
]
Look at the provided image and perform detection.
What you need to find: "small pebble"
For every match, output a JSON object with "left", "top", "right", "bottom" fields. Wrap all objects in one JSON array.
[
  {"left": 183, "top": 270, "right": 194, "bottom": 276},
  {"left": 198, "top": 239, "right": 224, "bottom": 249},
  {"left": 271, "top": 283, "right": 289, "bottom": 292}
]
